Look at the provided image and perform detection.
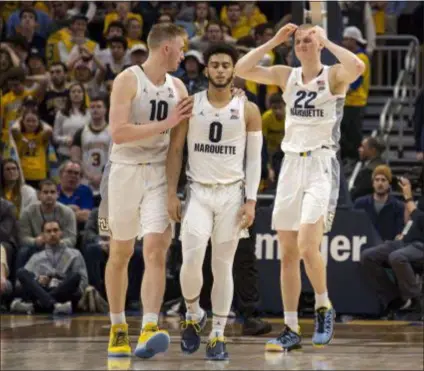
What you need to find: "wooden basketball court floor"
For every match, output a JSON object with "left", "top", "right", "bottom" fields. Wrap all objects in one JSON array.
[{"left": 0, "top": 315, "right": 422, "bottom": 370}]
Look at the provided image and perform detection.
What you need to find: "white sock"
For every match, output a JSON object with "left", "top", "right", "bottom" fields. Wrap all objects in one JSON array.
[
  {"left": 209, "top": 315, "right": 226, "bottom": 339},
  {"left": 186, "top": 303, "right": 204, "bottom": 322},
  {"left": 110, "top": 312, "right": 126, "bottom": 325},
  {"left": 284, "top": 311, "right": 299, "bottom": 333},
  {"left": 315, "top": 292, "right": 331, "bottom": 309},
  {"left": 142, "top": 313, "right": 158, "bottom": 329}
]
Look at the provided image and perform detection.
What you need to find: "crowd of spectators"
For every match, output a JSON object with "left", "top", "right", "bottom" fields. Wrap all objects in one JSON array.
[{"left": 0, "top": 1, "right": 422, "bottom": 321}]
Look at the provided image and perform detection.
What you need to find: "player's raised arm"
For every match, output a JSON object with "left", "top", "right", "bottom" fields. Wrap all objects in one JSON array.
[
  {"left": 310, "top": 26, "right": 366, "bottom": 87},
  {"left": 109, "top": 70, "right": 193, "bottom": 144},
  {"left": 234, "top": 23, "right": 297, "bottom": 89}
]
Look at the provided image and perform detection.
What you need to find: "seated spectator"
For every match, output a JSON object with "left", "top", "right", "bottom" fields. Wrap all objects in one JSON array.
[
  {"left": 180, "top": 50, "right": 208, "bottom": 95},
  {"left": 220, "top": 2, "right": 267, "bottom": 30},
  {"left": 81, "top": 208, "right": 143, "bottom": 308},
  {"left": 71, "top": 97, "right": 111, "bottom": 204},
  {"left": 15, "top": 9, "right": 46, "bottom": 56},
  {"left": 189, "top": 21, "right": 236, "bottom": 53},
  {"left": 57, "top": 160, "right": 94, "bottom": 227},
  {"left": 11, "top": 110, "right": 52, "bottom": 189},
  {"left": 354, "top": 165, "right": 404, "bottom": 241},
  {"left": 222, "top": 3, "right": 251, "bottom": 40},
  {"left": 129, "top": 44, "right": 148, "bottom": 66},
  {"left": 57, "top": 15, "right": 99, "bottom": 65},
  {"left": 17, "top": 179, "right": 77, "bottom": 269},
  {"left": 39, "top": 62, "right": 69, "bottom": 126},
  {"left": 350, "top": 136, "right": 385, "bottom": 200},
  {"left": 413, "top": 87, "right": 423, "bottom": 162},
  {"left": 6, "top": 2, "right": 51, "bottom": 39},
  {"left": 361, "top": 177, "right": 424, "bottom": 317},
  {"left": 97, "top": 21, "right": 128, "bottom": 61},
  {"left": 103, "top": 1, "right": 143, "bottom": 39},
  {"left": 53, "top": 83, "right": 91, "bottom": 161},
  {"left": 0, "top": 198, "right": 20, "bottom": 283},
  {"left": 126, "top": 18, "right": 144, "bottom": 49},
  {"left": 0, "top": 243, "right": 13, "bottom": 299},
  {"left": 12, "top": 220, "right": 88, "bottom": 315},
  {"left": 340, "top": 26, "right": 370, "bottom": 165},
  {"left": 0, "top": 158, "right": 38, "bottom": 217},
  {"left": 95, "top": 36, "right": 129, "bottom": 94}
]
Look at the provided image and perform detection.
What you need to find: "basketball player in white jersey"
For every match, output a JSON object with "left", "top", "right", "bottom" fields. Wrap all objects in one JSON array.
[
  {"left": 166, "top": 43, "right": 263, "bottom": 360},
  {"left": 235, "top": 23, "right": 366, "bottom": 351},
  {"left": 104, "top": 23, "right": 193, "bottom": 359}
]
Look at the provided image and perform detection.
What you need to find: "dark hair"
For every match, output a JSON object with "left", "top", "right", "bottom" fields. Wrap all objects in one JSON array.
[
  {"left": 50, "top": 61, "right": 68, "bottom": 73},
  {"left": 19, "top": 8, "right": 37, "bottom": 21},
  {"left": 269, "top": 93, "right": 283, "bottom": 105},
  {"left": 20, "top": 110, "right": 42, "bottom": 134},
  {"left": 62, "top": 82, "right": 87, "bottom": 117},
  {"left": 90, "top": 95, "right": 108, "bottom": 109},
  {"left": 108, "top": 36, "right": 128, "bottom": 50},
  {"left": 39, "top": 179, "right": 57, "bottom": 191},
  {"left": 107, "top": 21, "right": 126, "bottom": 36},
  {"left": 236, "top": 35, "right": 256, "bottom": 48},
  {"left": 255, "top": 22, "right": 274, "bottom": 37},
  {"left": 0, "top": 159, "right": 22, "bottom": 207},
  {"left": 71, "top": 14, "right": 88, "bottom": 23},
  {"left": 205, "top": 21, "right": 223, "bottom": 32},
  {"left": 366, "top": 137, "right": 386, "bottom": 154},
  {"left": 42, "top": 220, "right": 61, "bottom": 232},
  {"left": 204, "top": 43, "right": 239, "bottom": 66},
  {"left": 7, "top": 35, "right": 29, "bottom": 50},
  {"left": 227, "top": 3, "right": 241, "bottom": 10}
]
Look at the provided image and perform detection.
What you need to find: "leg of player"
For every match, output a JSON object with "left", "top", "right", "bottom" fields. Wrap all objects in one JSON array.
[
  {"left": 298, "top": 217, "right": 335, "bottom": 347},
  {"left": 134, "top": 229, "right": 172, "bottom": 358},
  {"left": 106, "top": 238, "right": 134, "bottom": 357},
  {"left": 179, "top": 231, "right": 209, "bottom": 354},
  {"left": 266, "top": 231, "right": 303, "bottom": 352},
  {"left": 206, "top": 238, "right": 239, "bottom": 361}
]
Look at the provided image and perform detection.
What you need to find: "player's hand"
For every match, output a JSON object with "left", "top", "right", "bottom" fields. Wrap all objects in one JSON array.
[
  {"left": 238, "top": 200, "right": 256, "bottom": 229},
  {"left": 168, "top": 193, "right": 182, "bottom": 222},
  {"left": 231, "top": 87, "right": 246, "bottom": 99},
  {"left": 38, "top": 275, "right": 50, "bottom": 286},
  {"left": 166, "top": 97, "right": 194, "bottom": 128},
  {"left": 35, "top": 234, "right": 45, "bottom": 247},
  {"left": 307, "top": 25, "right": 328, "bottom": 43},
  {"left": 271, "top": 23, "right": 298, "bottom": 47},
  {"left": 416, "top": 152, "right": 423, "bottom": 161}
]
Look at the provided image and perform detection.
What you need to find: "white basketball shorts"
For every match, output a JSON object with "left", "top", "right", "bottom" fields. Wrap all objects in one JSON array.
[
  {"left": 101, "top": 162, "right": 170, "bottom": 241},
  {"left": 272, "top": 149, "right": 339, "bottom": 231},
  {"left": 180, "top": 181, "right": 248, "bottom": 244}
]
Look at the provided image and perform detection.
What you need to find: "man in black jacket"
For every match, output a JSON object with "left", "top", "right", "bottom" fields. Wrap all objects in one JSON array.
[
  {"left": 360, "top": 177, "right": 424, "bottom": 316},
  {"left": 351, "top": 137, "right": 385, "bottom": 200}
]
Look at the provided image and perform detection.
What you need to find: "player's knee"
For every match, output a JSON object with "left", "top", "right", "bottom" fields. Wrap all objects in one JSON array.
[
  {"left": 281, "top": 248, "right": 301, "bottom": 268},
  {"left": 108, "top": 243, "right": 134, "bottom": 266},
  {"left": 143, "top": 244, "right": 167, "bottom": 268},
  {"left": 211, "top": 256, "right": 233, "bottom": 278}
]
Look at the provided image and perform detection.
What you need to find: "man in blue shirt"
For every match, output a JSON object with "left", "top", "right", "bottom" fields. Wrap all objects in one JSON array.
[
  {"left": 354, "top": 165, "right": 404, "bottom": 241},
  {"left": 58, "top": 160, "right": 93, "bottom": 230}
]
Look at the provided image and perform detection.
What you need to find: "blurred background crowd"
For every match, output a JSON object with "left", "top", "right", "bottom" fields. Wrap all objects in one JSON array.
[{"left": 0, "top": 1, "right": 423, "bottom": 328}]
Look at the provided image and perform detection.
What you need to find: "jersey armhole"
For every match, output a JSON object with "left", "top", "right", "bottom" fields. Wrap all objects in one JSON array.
[
  {"left": 129, "top": 66, "right": 143, "bottom": 101},
  {"left": 327, "top": 65, "right": 347, "bottom": 99}
]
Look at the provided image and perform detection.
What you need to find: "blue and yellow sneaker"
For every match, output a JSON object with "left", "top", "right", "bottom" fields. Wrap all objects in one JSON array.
[
  {"left": 108, "top": 324, "right": 132, "bottom": 358},
  {"left": 206, "top": 335, "right": 229, "bottom": 361},
  {"left": 180, "top": 311, "right": 207, "bottom": 354},
  {"left": 134, "top": 323, "right": 170, "bottom": 359},
  {"left": 312, "top": 306, "right": 336, "bottom": 347},
  {"left": 265, "top": 325, "right": 302, "bottom": 352}
]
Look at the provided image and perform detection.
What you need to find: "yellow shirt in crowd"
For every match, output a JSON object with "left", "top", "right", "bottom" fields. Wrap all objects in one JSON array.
[
  {"left": 13, "top": 130, "right": 48, "bottom": 181},
  {"left": 103, "top": 12, "right": 143, "bottom": 36},
  {"left": 262, "top": 109, "right": 285, "bottom": 155},
  {"left": 1, "top": 89, "right": 36, "bottom": 145},
  {"left": 345, "top": 51, "right": 370, "bottom": 107},
  {"left": 220, "top": 5, "right": 267, "bottom": 29}
]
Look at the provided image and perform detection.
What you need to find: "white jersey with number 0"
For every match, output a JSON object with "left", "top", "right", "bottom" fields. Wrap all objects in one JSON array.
[
  {"left": 109, "top": 65, "right": 179, "bottom": 164},
  {"left": 186, "top": 91, "right": 246, "bottom": 184},
  {"left": 281, "top": 65, "right": 345, "bottom": 153}
]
